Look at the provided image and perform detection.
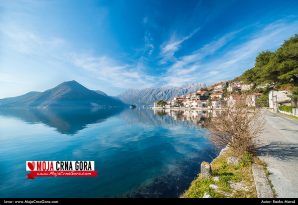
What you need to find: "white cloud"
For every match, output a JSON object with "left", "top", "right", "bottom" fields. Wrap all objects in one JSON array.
[
  {"left": 168, "top": 31, "right": 236, "bottom": 72},
  {"left": 161, "top": 31, "right": 237, "bottom": 86},
  {"left": 0, "top": 25, "right": 157, "bottom": 95},
  {"left": 0, "top": 26, "right": 66, "bottom": 57},
  {"left": 1, "top": 18, "right": 298, "bottom": 98},
  {"left": 144, "top": 31, "right": 155, "bottom": 56},
  {"left": 160, "top": 27, "right": 200, "bottom": 64},
  {"left": 161, "top": 19, "right": 298, "bottom": 87},
  {"left": 68, "top": 53, "right": 157, "bottom": 89}
]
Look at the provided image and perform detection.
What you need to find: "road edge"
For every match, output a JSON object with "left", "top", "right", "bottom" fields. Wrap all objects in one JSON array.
[{"left": 252, "top": 163, "right": 274, "bottom": 198}]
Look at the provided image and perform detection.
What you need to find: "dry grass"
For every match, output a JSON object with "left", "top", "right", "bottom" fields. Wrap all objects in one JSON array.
[{"left": 183, "top": 149, "right": 257, "bottom": 198}]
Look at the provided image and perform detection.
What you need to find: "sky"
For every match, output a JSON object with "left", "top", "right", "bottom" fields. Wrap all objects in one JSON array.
[{"left": 1, "top": 0, "right": 298, "bottom": 98}]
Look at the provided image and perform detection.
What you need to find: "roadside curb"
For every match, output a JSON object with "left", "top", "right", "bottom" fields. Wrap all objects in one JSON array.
[{"left": 252, "top": 163, "right": 274, "bottom": 198}]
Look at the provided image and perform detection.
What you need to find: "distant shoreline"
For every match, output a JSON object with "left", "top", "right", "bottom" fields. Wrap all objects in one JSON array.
[{"left": 151, "top": 107, "right": 221, "bottom": 111}]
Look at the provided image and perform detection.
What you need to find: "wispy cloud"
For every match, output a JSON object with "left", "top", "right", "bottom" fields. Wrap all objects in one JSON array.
[
  {"left": 69, "top": 53, "right": 157, "bottom": 89},
  {"left": 160, "top": 27, "right": 200, "bottom": 64},
  {"left": 161, "top": 19, "right": 298, "bottom": 86},
  {"left": 0, "top": 26, "right": 66, "bottom": 57},
  {"left": 143, "top": 31, "right": 155, "bottom": 56},
  {"left": 1, "top": 25, "right": 157, "bottom": 91},
  {"left": 1, "top": 16, "right": 298, "bottom": 98},
  {"left": 162, "top": 31, "right": 237, "bottom": 86}
]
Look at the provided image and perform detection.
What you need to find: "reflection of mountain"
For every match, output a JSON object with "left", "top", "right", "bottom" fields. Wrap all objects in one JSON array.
[
  {"left": 0, "top": 107, "right": 125, "bottom": 135},
  {"left": 0, "top": 81, "right": 125, "bottom": 108}
]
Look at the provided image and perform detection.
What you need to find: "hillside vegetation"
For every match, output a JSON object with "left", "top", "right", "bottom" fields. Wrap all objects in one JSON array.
[
  {"left": 237, "top": 34, "right": 298, "bottom": 107},
  {"left": 239, "top": 34, "right": 298, "bottom": 88}
]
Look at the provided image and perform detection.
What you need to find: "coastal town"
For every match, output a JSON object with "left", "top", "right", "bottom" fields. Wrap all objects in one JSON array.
[{"left": 153, "top": 80, "right": 297, "bottom": 117}]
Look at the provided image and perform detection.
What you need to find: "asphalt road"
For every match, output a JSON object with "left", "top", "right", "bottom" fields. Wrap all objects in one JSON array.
[{"left": 256, "top": 110, "right": 298, "bottom": 198}]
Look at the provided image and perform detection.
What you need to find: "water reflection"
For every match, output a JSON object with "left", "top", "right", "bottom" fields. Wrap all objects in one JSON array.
[
  {"left": 119, "top": 108, "right": 199, "bottom": 128},
  {"left": 0, "top": 107, "right": 124, "bottom": 135},
  {"left": 0, "top": 107, "right": 216, "bottom": 198},
  {"left": 153, "top": 109, "right": 209, "bottom": 127}
]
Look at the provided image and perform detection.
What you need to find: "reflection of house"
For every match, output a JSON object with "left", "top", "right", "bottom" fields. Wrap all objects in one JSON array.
[
  {"left": 269, "top": 90, "right": 291, "bottom": 110},
  {"left": 165, "top": 104, "right": 171, "bottom": 109},
  {"left": 166, "top": 109, "right": 208, "bottom": 125}
]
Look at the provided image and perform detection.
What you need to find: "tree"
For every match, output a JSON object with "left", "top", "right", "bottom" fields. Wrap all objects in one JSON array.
[
  {"left": 206, "top": 94, "right": 264, "bottom": 156},
  {"left": 289, "top": 87, "right": 298, "bottom": 107},
  {"left": 156, "top": 100, "right": 167, "bottom": 107},
  {"left": 275, "top": 34, "right": 298, "bottom": 85},
  {"left": 240, "top": 68, "right": 256, "bottom": 83},
  {"left": 255, "top": 51, "right": 274, "bottom": 68},
  {"left": 238, "top": 34, "right": 298, "bottom": 87},
  {"left": 256, "top": 93, "right": 269, "bottom": 107}
]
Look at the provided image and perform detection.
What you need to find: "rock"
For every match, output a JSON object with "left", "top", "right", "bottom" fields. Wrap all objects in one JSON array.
[
  {"left": 227, "top": 156, "right": 239, "bottom": 165},
  {"left": 213, "top": 176, "right": 220, "bottom": 182},
  {"left": 201, "top": 161, "right": 212, "bottom": 178},
  {"left": 216, "top": 190, "right": 233, "bottom": 197},
  {"left": 230, "top": 181, "right": 249, "bottom": 192},
  {"left": 203, "top": 192, "right": 211, "bottom": 198},
  {"left": 219, "top": 146, "right": 229, "bottom": 156},
  {"left": 209, "top": 184, "right": 218, "bottom": 190}
]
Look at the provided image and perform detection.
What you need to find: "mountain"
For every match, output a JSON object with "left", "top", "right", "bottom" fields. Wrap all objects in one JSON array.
[
  {"left": 118, "top": 83, "right": 206, "bottom": 106},
  {"left": 0, "top": 80, "right": 125, "bottom": 108},
  {"left": 95, "top": 90, "right": 107, "bottom": 96}
]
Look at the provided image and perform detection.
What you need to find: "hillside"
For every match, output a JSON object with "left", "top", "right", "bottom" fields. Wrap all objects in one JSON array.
[
  {"left": 239, "top": 34, "right": 298, "bottom": 88},
  {"left": 0, "top": 81, "right": 125, "bottom": 108}
]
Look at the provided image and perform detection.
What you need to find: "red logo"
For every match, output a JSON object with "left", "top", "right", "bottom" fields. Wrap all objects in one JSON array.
[
  {"left": 26, "top": 161, "right": 97, "bottom": 179},
  {"left": 27, "top": 162, "right": 35, "bottom": 171}
]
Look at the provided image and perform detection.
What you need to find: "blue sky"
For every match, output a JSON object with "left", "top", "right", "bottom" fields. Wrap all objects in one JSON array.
[{"left": 1, "top": 0, "right": 298, "bottom": 98}]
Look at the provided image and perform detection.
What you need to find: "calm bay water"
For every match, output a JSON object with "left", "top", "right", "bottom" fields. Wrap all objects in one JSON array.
[{"left": 0, "top": 108, "right": 216, "bottom": 198}]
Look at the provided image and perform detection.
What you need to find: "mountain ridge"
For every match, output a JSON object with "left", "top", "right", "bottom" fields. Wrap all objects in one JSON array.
[
  {"left": 118, "top": 83, "right": 206, "bottom": 106},
  {"left": 0, "top": 80, "right": 125, "bottom": 108}
]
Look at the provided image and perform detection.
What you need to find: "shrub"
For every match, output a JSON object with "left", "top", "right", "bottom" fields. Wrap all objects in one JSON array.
[
  {"left": 279, "top": 105, "right": 293, "bottom": 112},
  {"left": 256, "top": 93, "right": 269, "bottom": 107},
  {"left": 206, "top": 94, "right": 264, "bottom": 156}
]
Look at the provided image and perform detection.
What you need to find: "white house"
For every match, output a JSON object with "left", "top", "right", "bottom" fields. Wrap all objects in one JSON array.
[
  {"left": 211, "top": 100, "right": 221, "bottom": 109},
  {"left": 268, "top": 90, "right": 291, "bottom": 110},
  {"left": 227, "top": 82, "right": 241, "bottom": 92},
  {"left": 213, "top": 82, "right": 226, "bottom": 92},
  {"left": 246, "top": 94, "right": 261, "bottom": 107},
  {"left": 241, "top": 83, "right": 254, "bottom": 91},
  {"left": 210, "top": 92, "right": 223, "bottom": 100}
]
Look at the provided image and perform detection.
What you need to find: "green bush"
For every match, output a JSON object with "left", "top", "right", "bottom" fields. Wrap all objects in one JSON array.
[
  {"left": 279, "top": 105, "right": 293, "bottom": 112},
  {"left": 256, "top": 93, "right": 269, "bottom": 107}
]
